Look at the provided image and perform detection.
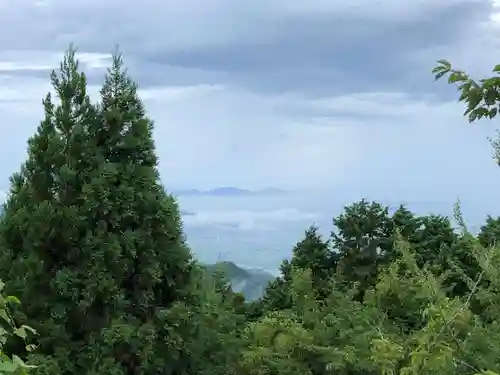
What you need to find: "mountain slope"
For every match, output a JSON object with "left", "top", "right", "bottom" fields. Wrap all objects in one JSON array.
[{"left": 204, "top": 261, "right": 275, "bottom": 301}]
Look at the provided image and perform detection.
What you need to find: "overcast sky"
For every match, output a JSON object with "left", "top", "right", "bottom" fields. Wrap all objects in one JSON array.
[
  {"left": 0, "top": 0, "right": 498, "bottom": 190},
  {"left": 1, "top": 0, "right": 500, "bottom": 267}
]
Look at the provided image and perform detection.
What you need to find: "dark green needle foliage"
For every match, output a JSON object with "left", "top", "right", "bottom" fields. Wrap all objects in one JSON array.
[
  {"left": 0, "top": 47, "right": 196, "bottom": 375},
  {"left": 332, "top": 200, "right": 393, "bottom": 296},
  {"left": 263, "top": 226, "right": 334, "bottom": 312}
]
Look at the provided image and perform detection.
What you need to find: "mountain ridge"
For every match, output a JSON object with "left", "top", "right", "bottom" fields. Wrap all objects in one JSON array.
[
  {"left": 203, "top": 261, "right": 275, "bottom": 301},
  {"left": 173, "top": 186, "right": 287, "bottom": 197}
]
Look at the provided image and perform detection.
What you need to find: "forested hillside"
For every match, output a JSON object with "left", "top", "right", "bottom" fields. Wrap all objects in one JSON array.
[
  {"left": 0, "top": 48, "right": 500, "bottom": 375},
  {"left": 204, "top": 261, "right": 274, "bottom": 301}
]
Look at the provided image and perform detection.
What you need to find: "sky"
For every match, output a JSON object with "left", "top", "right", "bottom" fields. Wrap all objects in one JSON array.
[{"left": 1, "top": 0, "right": 500, "bottom": 270}]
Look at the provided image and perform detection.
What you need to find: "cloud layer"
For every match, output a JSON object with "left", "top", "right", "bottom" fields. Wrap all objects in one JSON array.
[{"left": 182, "top": 208, "right": 320, "bottom": 231}]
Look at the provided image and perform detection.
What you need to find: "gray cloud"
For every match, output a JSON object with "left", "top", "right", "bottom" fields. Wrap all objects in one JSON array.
[
  {"left": 0, "top": 0, "right": 498, "bottom": 193},
  {"left": 140, "top": 1, "right": 490, "bottom": 96},
  {"left": 0, "top": 0, "right": 492, "bottom": 96}
]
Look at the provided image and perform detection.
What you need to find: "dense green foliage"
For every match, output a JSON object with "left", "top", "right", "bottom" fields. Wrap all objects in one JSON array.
[
  {"left": 0, "top": 283, "right": 37, "bottom": 374},
  {"left": 0, "top": 48, "right": 499, "bottom": 374},
  {"left": 0, "top": 48, "right": 197, "bottom": 375}
]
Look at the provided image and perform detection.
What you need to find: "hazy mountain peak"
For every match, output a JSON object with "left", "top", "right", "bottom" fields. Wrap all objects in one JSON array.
[
  {"left": 204, "top": 261, "right": 275, "bottom": 301},
  {"left": 172, "top": 186, "right": 288, "bottom": 197}
]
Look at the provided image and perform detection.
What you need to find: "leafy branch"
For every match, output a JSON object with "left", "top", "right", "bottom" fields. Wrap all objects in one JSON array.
[{"left": 433, "top": 60, "right": 500, "bottom": 122}]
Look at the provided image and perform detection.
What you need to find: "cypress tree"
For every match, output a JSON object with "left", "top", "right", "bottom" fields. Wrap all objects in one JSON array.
[
  {"left": 0, "top": 47, "right": 195, "bottom": 375},
  {"left": 332, "top": 199, "right": 393, "bottom": 293},
  {"left": 263, "top": 226, "right": 334, "bottom": 311}
]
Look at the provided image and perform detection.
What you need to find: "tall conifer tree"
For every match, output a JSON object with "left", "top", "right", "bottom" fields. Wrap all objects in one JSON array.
[{"left": 0, "top": 47, "right": 195, "bottom": 375}]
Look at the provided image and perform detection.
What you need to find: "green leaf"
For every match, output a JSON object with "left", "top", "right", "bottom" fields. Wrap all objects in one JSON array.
[
  {"left": 468, "top": 111, "right": 477, "bottom": 122},
  {"left": 484, "top": 89, "right": 498, "bottom": 106},
  {"left": 20, "top": 325, "right": 37, "bottom": 335},
  {"left": 481, "top": 78, "right": 497, "bottom": 88},
  {"left": 0, "top": 361, "right": 19, "bottom": 372},
  {"left": 489, "top": 107, "right": 498, "bottom": 119},
  {"left": 436, "top": 59, "right": 451, "bottom": 68},
  {"left": 448, "top": 71, "right": 466, "bottom": 83},
  {"left": 434, "top": 71, "right": 447, "bottom": 81},
  {"left": 467, "top": 88, "right": 483, "bottom": 110},
  {"left": 25, "top": 344, "right": 37, "bottom": 353},
  {"left": 493, "top": 64, "right": 500, "bottom": 73},
  {"left": 13, "top": 328, "right": 26, "bottom": 339},
  {"left": 431, "top": 66, "right": 446, "bottom": 74},
  {"left": 0, "top": 310, "right": 11, "bottom": 325},
  {"left": 12, "top": 355, "right": 36, "bottom": 369},
  {"left": 458, "top": 82, "right": 472, "bottom": 102},
  {"left": 4, "top": 296, "right": 20, "bottom": 306}
]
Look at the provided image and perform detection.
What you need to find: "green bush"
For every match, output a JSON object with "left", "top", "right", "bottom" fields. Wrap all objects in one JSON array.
[{"left": 0, "top": 281, "right": 37, "bottom": 374}]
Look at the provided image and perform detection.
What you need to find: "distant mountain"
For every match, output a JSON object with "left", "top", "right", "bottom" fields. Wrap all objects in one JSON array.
[
  {"left": 204, "top": 261, "right": 275, "bottom": 301},
  {"left": 173, "top": 186, "right": 287, "bottom": 197}
]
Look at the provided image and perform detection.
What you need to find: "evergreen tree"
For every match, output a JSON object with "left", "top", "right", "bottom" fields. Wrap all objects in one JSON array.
[
  {"left": 263, "top": 226, "right": 333, "bottom": 311},
  {"left": 390, "top": 204, "right": 421, "bottom": 243},
  {"left": 183, "top": 267, "right": 246, "bottom": 375},
  {"left": 332, "top": 200, "right": 392, "bottom": 295},
  {"left": 330, "top": 202, "right": 472, "bottom": 301},
  {"left": 262, "top": 262, "right": 292, "bottom": 312},
  {"left": 409, "top": 212, "right": 481, "bottom": 301},
  {"left": 478, "top": 216, "right": 500, "bottom": 248},
  {"left": 288, "top": 226, "right": 334, "bottom": 296},
  {"left": 0, "top": 48, "right": 195, "bottom": 375}
]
